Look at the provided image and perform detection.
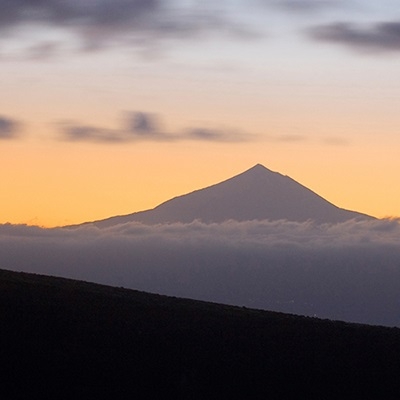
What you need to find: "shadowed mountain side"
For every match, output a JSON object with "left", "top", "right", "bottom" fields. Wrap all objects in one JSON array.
[
  {"left": 88, "top": 164, "right": 372, "bottom": 228},
  {"left": 1, "top": 268, "right": 400, "bottom": 399}
]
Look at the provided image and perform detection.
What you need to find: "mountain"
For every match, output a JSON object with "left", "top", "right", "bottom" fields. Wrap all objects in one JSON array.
[
  {"left": 1, "top": 268, "right": 400, "bottom": 399},
  {"left": 89, "top": 164, "right": 372, "bottom": 227}
]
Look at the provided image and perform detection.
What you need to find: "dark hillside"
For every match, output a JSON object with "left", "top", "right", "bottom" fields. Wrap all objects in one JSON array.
[{"left": 0, "top": 268, "right": 399, "bottom": 399}]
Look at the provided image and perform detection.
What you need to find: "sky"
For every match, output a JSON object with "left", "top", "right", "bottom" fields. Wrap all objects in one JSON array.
[{"left": 2, "top": 0, "right": 400, "bottom": 227}]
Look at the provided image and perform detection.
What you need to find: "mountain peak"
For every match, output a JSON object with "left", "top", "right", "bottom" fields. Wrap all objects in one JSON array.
[
  {"left": 241, "top": 163, "right": 284, "bottom": 178},
  {"left": 247, "top": 163, "right": 272, "bottom": 172},
  {"left": 87, "top": 164, "right": 373, "bottom": 227},
  {"left": 236, "top": 163, "right": 279, "bottom": 180},
  {"left": 252, "top": 163, "right": 266, "bottom": 169}
]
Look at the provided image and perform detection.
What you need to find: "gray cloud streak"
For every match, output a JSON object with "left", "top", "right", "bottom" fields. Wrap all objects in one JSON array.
[
  {"left": 0, "top": 0, "right": 152, "bottom": 31},
  {"left": 25, "top": 41, "right": 61, "bottom": 60},
  {"left": 1, "top": 218, "right": 400, "bottom": 327},
  {"left": 309, "top": 21, "right": 400, "bottom": 53},
  {"left": 0, "top": 0, "right": 253, "bottom": 54},
  {"left": 59, "top": 111, "right": 252, "bottom": 143}
]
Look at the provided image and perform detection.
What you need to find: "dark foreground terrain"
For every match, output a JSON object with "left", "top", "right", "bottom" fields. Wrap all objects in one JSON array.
[{"left": 0, "top": 269, "right": 399, "bottom": 399}]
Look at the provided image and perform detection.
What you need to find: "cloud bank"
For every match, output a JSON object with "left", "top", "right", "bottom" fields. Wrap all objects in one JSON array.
[
  {"left": 309, "top": 21, "right": 400, "bottom": 53},
  {"left": 2, "top": 0, "right": 389, "bottom": 59},
  {"left": 60, "top": 111, "right": 251, "bottom": 143},
  {"left": 1, "top": 218, "right": 400, "bottom": 327},
  {"left": 0, "top": 0, "right": 252, "bottom": 55}
]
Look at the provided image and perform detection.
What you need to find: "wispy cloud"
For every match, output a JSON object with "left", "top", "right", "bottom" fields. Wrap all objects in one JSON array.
[
  {"left": 25, "top": 41, "right": 61, "bottom": 61},
  {"left": 1, "top": 219, "right": 400, "bottom": 327},
  {"left": 308, "top": 21, "right": 400, "bottom": 53},
  {"left": 60, "top": 125, "right": 124, "bottom": 143},
  {"left": 59, "top": 111, "right": 252, "bottom": 143},
  {"left": 0, "top": 116, "right": 22, "bottom": 139},
  {"left": 0, "top": 0, "right": 254, "bottom": 56}
]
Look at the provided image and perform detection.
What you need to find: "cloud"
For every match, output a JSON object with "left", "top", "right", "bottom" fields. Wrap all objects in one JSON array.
[
  {"left": 0, "top": 1, "right": 162, "bottom": 33},
  {"left": 0, "top": 116, "right": 21, "bottom": 139},
  {"left": 258, "top": 0, "right": 345, "bottom": 13},
  {"left": 128, "top": 112, "right": 159, "bottom": 136},
  {"left": 1, "top": 218, "right": 400, "bottom": 327},
  {"left": 25, "top": 41, "right": 61, "bottom": 60},
  {"left": 59, "top": 111, "right": 253, "bottom": 143},
  {"left": 308, "top": 21, "right": 400, "bottom": 53},
  {"left": 60, "top": 125, "right": 124, "bottom": 143},
  {"left": 0, "top": 0, "right": 253, "bottom": 55},
  {"left": 185, "top": 127, "right": 250, "bottom": 143}
]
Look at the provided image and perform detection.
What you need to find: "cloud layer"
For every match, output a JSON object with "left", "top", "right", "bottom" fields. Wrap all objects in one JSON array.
[
  {"left": 3, "top": 0, "right": 399, "bottom": 58},
  {"left": 1, "top": 218, "right": 400, "bottom": 327},
  {"left": 309, "top": 21, "right": 400, "bottom": 53},
  {"left": 0, "top": 0, "right": 251, "bottom": 54},
  {"left": 3, "top": 0, "right": 396, "bottom": 59}
]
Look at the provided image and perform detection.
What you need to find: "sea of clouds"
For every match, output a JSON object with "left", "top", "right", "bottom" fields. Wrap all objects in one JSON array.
[{"left": 1, "top": 218, "right": 400, "bottom": 327}]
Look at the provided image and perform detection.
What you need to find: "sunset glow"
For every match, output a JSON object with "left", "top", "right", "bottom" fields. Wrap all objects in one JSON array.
[{"left": 2, "top": 0, "right": 400, "bottom": 226}]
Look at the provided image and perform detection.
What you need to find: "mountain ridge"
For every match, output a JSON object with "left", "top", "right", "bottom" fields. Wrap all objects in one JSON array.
[
  {"left": 79, "top": 164, "right": 373, "bottom": 228},
  {"left": 1, "top": 267, "right": 400, "bottom": 398}
]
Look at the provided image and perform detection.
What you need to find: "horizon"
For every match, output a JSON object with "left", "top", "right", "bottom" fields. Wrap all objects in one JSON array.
[
  {"left": 3, "top": 162, "right": 379, "bottom": 227},
  {"left": 2, "top": 1, "right": 400, "bottom": 226}
]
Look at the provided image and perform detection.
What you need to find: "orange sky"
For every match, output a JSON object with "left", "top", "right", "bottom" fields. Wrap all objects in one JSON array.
[
  {"left": 2, "top": 130, "right": 400, "bottom": 227},
  {"left": 1, "top": 1, "right": 400, "bottom": 226}
]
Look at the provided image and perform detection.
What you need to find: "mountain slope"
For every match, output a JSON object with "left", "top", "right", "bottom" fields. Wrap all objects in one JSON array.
[
  {"left": 1, "top": 268, "right": 400, "bottom": 399},
  {"left": 91, "top": 164, "right": 372, "bottom": 227}
]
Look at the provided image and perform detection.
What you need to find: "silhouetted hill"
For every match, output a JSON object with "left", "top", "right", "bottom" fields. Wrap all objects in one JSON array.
[
  {"left": 0, "top": 268, "right": 399, "bottom": 399},
  {"left": 87, "top": 164, "right": 372, "bottom": 227}
]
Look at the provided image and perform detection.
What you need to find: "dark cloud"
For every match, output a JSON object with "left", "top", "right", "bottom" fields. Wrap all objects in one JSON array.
[
  {"left": 59, "top": 112, "right": 166, "bottom": 143},
  {"left": 59, "top": 111, "right": 253, "bottom": 143},
  {"left": 0, "top": 116, "right": 21, "bottom": 139},
  {"left": 1, "top": 219, "right": 400, "bottom": 327},
  {"left": 127, "top": 111, "right": 160, "bottom": 137},
  {"left": 0, "top": 0, "right": 253, "bottom": 54},
  {"left": 60, "top": 124, "right": 123, "bottom": 143},
  {"left": 308, "top": 21, "right": 400, "bottom": 53},
  {"left": 0, "top": 0, "right": 160, "bottom": 32}
]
